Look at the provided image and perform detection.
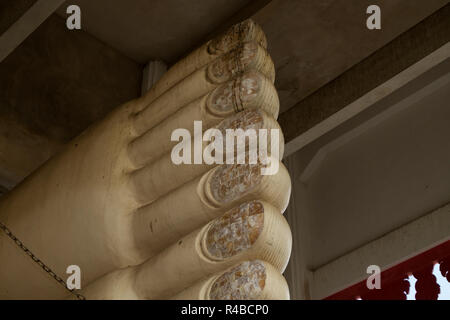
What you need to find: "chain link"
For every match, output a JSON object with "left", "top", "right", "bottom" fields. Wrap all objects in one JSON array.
[{"left": 0, "top": 221, "right": 86, "bottom": 300}]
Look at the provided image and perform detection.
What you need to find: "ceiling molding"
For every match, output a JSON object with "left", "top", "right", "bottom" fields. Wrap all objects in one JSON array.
[
  {"left": 0, "top": 0, "right": 66, "bottom": 63},
  {"left": 280, "top": 4, "right": 450, "bottom": 158}
]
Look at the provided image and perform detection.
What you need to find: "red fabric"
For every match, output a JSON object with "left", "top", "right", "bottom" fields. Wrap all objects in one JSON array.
[
  {"left": 326, "top": 240, "right": 450, "bottom": 300},
  {"left": 439, "top": 256, "right": 450, "bottom": 282},
  {"left": 360, "top": 277, "right": 410, "bottom": 300},
  {"left": 414, "top": 265, "right": 440, "bottom": 300}
]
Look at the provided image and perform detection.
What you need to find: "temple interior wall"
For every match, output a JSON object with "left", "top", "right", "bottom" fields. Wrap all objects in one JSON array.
[
  {"left": 284, "top": 53, "right": 450, "bottom": 299},
  {"left": 0, "top": 1, "right": 449, "bottom": 300}
]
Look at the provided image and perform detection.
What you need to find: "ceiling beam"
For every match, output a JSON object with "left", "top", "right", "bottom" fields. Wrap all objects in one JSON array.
[
  {"left": 0, "top": 0, "right": 66, "bottom": 63},
  {"left": 280, "top": 4, "right": 450, "bottom": 157},
  {"left": 203, "top": 0, "right": 273, "bottom": 39}
]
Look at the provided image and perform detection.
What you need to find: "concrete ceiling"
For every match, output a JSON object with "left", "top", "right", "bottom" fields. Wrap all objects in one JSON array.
[
  {"left": 284, "top": 57, "right": 450, "bottom": 275},
  {"left": 0, "top": 0, "right": 448, "bottom": 194},
  {"left": 0, "top": 0, "right": 36, "bottom": 34},
  {"left": 55, "top": 0, "right": 448, "bottom": 112},
  {"left": 253, "top": 0, "right": 449, "bottom": 112},
  {"left": 55, "top": 0, "right": 254, "bottom": 64}
]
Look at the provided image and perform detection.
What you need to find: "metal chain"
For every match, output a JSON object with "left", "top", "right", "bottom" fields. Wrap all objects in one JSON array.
[{"left": 0, "top": 221, "right": 86, "bottom": 300}]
